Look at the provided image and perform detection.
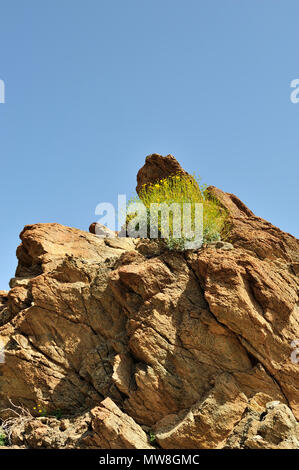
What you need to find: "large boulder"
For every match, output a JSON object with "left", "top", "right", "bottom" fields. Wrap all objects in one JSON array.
[{"left": 136, "top": 153, "right": 192, "bottom": 195}]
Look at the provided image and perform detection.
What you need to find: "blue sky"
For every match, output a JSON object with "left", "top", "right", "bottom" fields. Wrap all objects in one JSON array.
[{"left": 0, "top": 0, "right": 298, "bottom": 289}]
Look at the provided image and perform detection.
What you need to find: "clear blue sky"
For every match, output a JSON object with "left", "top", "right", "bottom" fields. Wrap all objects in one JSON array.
[{"left": 0, "top": 0, "right": 298, "bottom": 289}]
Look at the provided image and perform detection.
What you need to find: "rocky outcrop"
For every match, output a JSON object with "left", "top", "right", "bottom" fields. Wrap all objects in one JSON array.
[
  {"left": 89, "top": 223, "right": 118, "bottom": 238},
  {"left": 226, "top": 401, "right": 299, "bottom": 449},
  {"left": 136, "top": 153, "right": 191, "bottom": 195},
  {"left": 207, "top": 185, "right": 299, "bottom": 268},
  {"left": 7, "top": 398, "right": 153, "bottom": 449},
  {"left": 0, "top": 291, "right": 8, "bottom": 312},
  {"left": 0, "top": 291, "right": 10, "bottom": 327},
  {"left": 0, "top": 155, "right": 298, "bottom": 449}
]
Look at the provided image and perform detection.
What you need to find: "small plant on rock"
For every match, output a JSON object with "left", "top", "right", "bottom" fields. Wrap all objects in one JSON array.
[
  {"left": 0, "top": 428, "right": 8, "bottom": 446},
  {"left": 149, "top": 430, "right": 156, "bottom": 444}
]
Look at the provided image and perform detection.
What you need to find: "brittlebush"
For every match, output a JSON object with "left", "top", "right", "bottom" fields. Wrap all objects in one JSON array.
[{"left": 127, "top": 173, "right": 229, "bottom": 249}]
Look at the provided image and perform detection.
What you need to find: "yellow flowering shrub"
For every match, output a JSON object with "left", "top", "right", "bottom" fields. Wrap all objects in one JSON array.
[{"left": 127, "top": 173, "right": 229, "bottom": 248}]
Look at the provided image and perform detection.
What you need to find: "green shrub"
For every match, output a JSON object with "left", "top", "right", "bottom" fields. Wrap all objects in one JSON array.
[
  {"left": 0, "top": 429, "right": 7, "bottom": 446},
  {"left": 127, "top": 173, "right": 229, "bottom": 249}
]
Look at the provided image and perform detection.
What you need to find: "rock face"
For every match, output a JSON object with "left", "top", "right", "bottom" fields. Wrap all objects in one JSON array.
[
  {"left": 0, "top": 156, "right": 298, "bottom": 449},
  {"left": 225, "top": 401, "right": 299, "bottom": 449},
  {"left": 207, "top": 185, "right": 299, "bottom": 268},
  {"left": 136, "top": 153, "right": 191, "bottom": 195},
  {"left": 0, "top": 291, "right": 8, "bottom": 312},
  {"left": 7, "top": 398, "right": 153, "bottom": 449}
]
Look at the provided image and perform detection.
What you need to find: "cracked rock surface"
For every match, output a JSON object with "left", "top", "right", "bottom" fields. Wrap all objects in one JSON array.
[{"left": 0, "top": 156, "right": 298, "bottom": 449}]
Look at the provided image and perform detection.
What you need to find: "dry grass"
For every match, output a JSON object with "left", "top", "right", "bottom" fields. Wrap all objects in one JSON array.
[{"left": 0, "top": 399, "right": 34, "bottom": 445}]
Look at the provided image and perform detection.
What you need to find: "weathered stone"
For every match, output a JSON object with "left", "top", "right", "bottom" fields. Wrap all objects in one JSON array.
[
  {"left": 89, "top": 222, "right": 117, "bottom": 238},
  {"left": 0, "top": 155, "right": 298, "bottom": 449},
  {"left": 136, "top": 153, "right": 192, "bottom": 195},
  {"left": 226, "top": 401, "right": 299, "bottom": 449},
  {"left": 3, "top": 398, "right": 153, "bottom": 449},
  {"left": 0, "top": 291, "right": 8, "bottom": 312},
  {"left": 206, "top": 241, "right": 234, "bottom": 250},
  {"left": 207, "top": 185, "right": 299, "bottom": 266},
  {"left": 154, "top": 373, "right": 248, "bottom": 448},
  {"left": 85, "top": 398, "right": 153, "bottom": 449}
]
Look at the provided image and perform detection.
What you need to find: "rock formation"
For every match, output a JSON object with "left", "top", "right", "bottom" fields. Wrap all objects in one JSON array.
[
  {"left": 0, "top": 291, "right": 8, "bottom": 312},
  {"left": 0, "top": 155, "right": 298, "bottom": 449},
  {"left": 89, "top": 222, "right": 117, "bottom": 238},
  {"left": 136, "top": 153, "right": 191, "bottom": 195}
]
